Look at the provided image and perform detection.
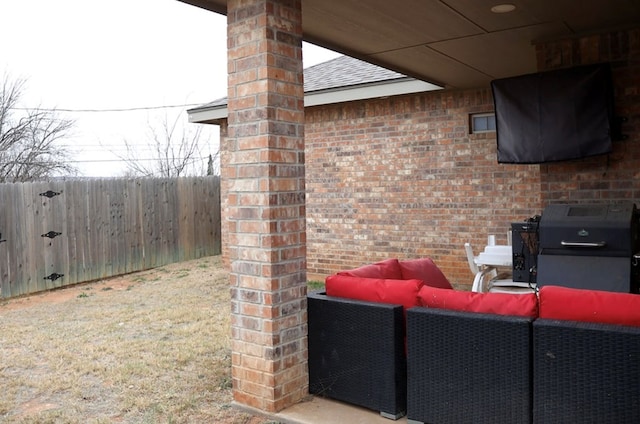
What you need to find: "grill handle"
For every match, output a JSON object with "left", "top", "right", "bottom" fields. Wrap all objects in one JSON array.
[{"left": 560, "top": 240, "right": 607, "bottom": 248}]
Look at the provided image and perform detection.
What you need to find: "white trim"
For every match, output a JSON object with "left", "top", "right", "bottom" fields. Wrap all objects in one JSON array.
[
  {"left": 304, "top": 79, "right": 440, "bottom": 107},
  {"left": 188, "top": 78, "right": 441, "bottom": 124},
  {"left": 188, "top": 106, "right": 228, "bottom": 123}
]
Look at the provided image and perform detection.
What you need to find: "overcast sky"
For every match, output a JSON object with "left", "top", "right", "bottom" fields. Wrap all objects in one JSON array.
[{"left": 0, "top": 0, "right": 340, "bottom": 177}]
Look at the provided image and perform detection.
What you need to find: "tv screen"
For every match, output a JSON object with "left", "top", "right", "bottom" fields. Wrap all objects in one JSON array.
[{"left": 491, "top": 63, "right": 614, "bottom": 164}]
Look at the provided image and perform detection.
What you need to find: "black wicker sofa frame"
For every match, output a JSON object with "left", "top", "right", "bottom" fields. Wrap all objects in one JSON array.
[
  {"left": 532, "top": 318, "right": 640, "bottom": 424},
  {"left": 406, "top": 308, "right": 640, "bottom": 424},
  {"left": 307, "top": 292, "right": 640, "bottom": 423},
  {"left": 406, "top": 307, "right": 534, "bottom": 424},
  {"left": 307, "top": 291, "right": 407, "bottom": 420}
]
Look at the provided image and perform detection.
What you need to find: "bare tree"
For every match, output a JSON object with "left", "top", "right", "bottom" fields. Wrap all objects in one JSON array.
[
  {"left": 0, "top": 73, "right": 77, "bottom": 182},
  {"left": 115, "top": 111, "right": 217, "bottom": 178}
]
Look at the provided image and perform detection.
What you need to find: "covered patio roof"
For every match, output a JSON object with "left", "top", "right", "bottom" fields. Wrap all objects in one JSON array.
[{"left": 178, "top": 0, "right": 640, "bottom": 89}]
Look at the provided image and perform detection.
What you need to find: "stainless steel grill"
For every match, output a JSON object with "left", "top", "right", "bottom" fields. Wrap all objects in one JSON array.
[{"left": 537, "top": 203, "right": 640, "bottom": 293}]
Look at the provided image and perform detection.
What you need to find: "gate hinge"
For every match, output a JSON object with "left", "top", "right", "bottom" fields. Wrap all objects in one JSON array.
[
  {"left": 44, "top": 273, "right": 64, "bottom": 281},
  {"left": 39, "top": 190, "right": 61, "bottom": 198}
]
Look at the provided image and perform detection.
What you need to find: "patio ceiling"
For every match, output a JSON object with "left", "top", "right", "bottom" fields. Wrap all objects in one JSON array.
[{"left": 178, "top": 0, "right": 640, "bottom": 89}]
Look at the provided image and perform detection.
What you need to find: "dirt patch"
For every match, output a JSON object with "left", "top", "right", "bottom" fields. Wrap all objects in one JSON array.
[
  {"left": 0, "top": 256, "right": 275, "bottom": 424},
  {"left": 1, "top": 280, "right": 134, "bottom": 312}
]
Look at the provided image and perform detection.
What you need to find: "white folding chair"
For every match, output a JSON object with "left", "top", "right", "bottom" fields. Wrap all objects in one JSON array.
[{"left": 465, "top": 242, "right": 535, "bottom": 294}]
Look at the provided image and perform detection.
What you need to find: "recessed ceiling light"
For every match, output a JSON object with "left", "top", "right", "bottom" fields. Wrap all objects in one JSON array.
[{"left": 491, "top": 4, "right": 516, "bottom": 13}]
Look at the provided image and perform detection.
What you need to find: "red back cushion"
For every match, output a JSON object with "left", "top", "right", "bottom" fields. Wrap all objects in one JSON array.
[
  {"left": 338, "top": 258, "right": 403, "bottom": 280},
  {"left": 418, "top": 285, "right": 538, "bottom": 318},
  {"left": 399, "top": 258, "right": 453, "bottom": 289},
  {"left": 539, "top": 285, "right": 640, "bottom": 327},
  {"left": 325, "top": 274, "right": 423, "bottom": 310}
]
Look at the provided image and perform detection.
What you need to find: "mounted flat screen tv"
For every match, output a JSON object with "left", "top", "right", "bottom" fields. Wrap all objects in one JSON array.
[{"left": 491, "top": 63, "right": 615, "bottom": 164}]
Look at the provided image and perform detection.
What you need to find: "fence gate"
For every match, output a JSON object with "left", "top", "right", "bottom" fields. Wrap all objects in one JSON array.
[
  {"left": 0, "top": 182, "right": 64, "bottom": 298},
  {"left": 0, "top": 177, "right": 221, "bottom": 299}
]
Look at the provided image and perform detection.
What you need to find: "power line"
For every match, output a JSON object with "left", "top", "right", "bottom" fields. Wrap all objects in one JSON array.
[
  {"left": 67, "top": 156, "right": 211, "bottom": 164},
  {"left": 11, "top": 102, "right": 205, "bottom": 113},
  {"left": 0, "top": 156, "right": 211, "bottom": 165}
]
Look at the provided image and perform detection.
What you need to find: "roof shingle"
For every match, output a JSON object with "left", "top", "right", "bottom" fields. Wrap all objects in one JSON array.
[
  {"left": 303, "top": 55, "right": 407, "bottom": 92},
  {"left": 193, "top": 55, "right": 411, "bottom": 110}
]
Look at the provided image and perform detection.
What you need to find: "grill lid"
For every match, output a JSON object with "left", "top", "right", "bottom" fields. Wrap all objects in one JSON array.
[{"left": 539, "top": 203, "right": 638, "bottom": 256}]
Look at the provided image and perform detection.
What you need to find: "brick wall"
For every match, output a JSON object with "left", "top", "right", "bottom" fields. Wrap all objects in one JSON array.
[
  {"left": 535, "top": 29, "right": 640, "bottom": 205},
  {"left": 305, "top": 27, "right": 639, "bottom": 287},
  {"left": 304, "top": 90, "right": 541, "bottom": 286},
  {"left": 219, "top": 27, "right": 640, "bottom": 289}
]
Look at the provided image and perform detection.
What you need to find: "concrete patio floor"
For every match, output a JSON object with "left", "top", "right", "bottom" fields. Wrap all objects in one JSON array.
[{"left": 237, "top": 396, "right": 409, "bottom": 424}]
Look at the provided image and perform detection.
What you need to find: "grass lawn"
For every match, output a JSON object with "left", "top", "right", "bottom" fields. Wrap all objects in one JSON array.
[{"left": 0, "top": 255, "right": 276, "bottom": 424}]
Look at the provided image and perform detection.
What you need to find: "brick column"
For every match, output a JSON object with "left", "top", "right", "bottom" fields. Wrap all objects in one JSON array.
[{"left": 226, "top": 0, "right": 307, "bottom": 413}]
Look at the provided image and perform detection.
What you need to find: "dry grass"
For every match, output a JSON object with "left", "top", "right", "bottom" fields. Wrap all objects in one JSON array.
[{"left": 0, "top": 255, "right": 272, "bottom": 424}]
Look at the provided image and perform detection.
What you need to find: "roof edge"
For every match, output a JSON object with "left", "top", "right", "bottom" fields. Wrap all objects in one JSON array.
[{"left": 188, "top": 78, "right": 441, "bottom": 124}]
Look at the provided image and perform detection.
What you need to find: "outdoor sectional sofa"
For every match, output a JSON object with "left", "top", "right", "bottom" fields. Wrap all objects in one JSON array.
[
  {"left": 307, "top": 258, "right": 640, "bottom": 423},
  {"left": 307, "top": 257, "right": 452, "bottom": 419}
]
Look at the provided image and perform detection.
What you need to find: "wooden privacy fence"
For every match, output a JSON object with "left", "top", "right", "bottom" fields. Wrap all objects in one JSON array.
[{"left": 0, "top": 177, "right": 221, "bottom": 299}]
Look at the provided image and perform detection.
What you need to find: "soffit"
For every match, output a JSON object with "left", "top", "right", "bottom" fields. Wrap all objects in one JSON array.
[{"left": 178, "top": 0, "right": 640, "bottom": 89}]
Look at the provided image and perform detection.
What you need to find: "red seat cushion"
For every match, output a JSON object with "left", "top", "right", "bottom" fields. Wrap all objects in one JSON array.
[
  {"left": 337, "top": 258, "right": 403, "bottom": 280},
  {"left": 399, "top": 257, "right": 453, "bottom": 289},
  {"left": 418, "top": 285, "right": 538, "bottom": 318},
  {"left": 325, "top": 274, "right": 423, "bottom": 310},
  {"left": 539, "top": 285, "right": 640, "bottom": 327}
]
